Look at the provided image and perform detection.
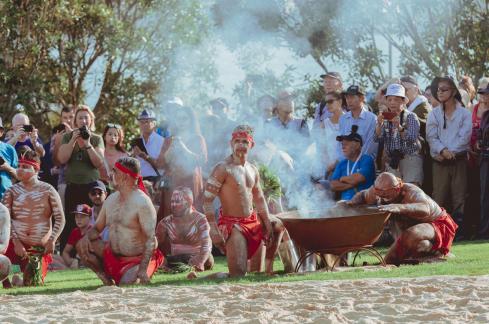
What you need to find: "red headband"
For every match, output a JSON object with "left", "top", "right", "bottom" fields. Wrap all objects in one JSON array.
[
  {"left": 232, "top": 131, "right": 254, "bottom": 144},
  {"left": 19, "top": 159, "right": 40, "bottom": 171},
  {"left": 114, "top": 162, "right": 148, "bottom": 196}
]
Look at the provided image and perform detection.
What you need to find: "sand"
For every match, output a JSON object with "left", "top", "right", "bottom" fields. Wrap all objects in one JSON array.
[{"left": 1, "top": 275, "right": 489, "bottom": 323}]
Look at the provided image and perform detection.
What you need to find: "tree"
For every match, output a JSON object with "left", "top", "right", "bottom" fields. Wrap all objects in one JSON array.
[{"left": 0, "top": 0, "right": 212, "bottom": 140}]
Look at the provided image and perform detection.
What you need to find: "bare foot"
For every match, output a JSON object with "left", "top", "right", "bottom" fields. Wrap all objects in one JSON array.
[
  {"left": 11, "top": 274, "right": 23, "bottom": 287},
  {"left": 187, "top": 271, "right": 198, "bottom": 280}
]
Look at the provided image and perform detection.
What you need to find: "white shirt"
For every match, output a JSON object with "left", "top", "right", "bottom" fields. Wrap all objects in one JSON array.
[
  {"left": 138, "top": 131, "right": 165, "bottom": 177},
  {"left": 426, "top": 103, "right": 472, "bottom": 157}
]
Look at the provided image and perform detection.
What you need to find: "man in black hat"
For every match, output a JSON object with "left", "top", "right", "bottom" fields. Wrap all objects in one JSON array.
[
  {"left": 313, "top": 72, "right": 344, "bottom": 130},
  {"left": 328, "top": 125, "right": 375, "bottom": 200},
  {"left": 426, "top": 76, "right": 472, "bottom": 236},
  {"left": 338, "top": 85, "right": 378, "bottom": 160}
]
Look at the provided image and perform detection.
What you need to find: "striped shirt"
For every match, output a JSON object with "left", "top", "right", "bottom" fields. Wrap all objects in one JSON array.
[{"left": 374, "top": 110, "right": 421, "bottom": 156}]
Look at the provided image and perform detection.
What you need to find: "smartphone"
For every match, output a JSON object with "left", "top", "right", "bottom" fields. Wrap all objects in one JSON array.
[
  {"left": 130, "top": 138, "right": 148, "bottom": 154},
  {"left": 381, "top": 111, "right": 397, "bottom": 121},
  {"left": 22, "top": 124, "right": 34, "bottom": 132}
]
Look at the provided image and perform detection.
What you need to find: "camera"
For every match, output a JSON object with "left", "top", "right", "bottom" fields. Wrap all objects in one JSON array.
[
  {"left": 52, "top": 124, "right": 66, "bottom": 134},
  {"left": 0, "top": 156, "right": 4, "bottom": 166},
  {"left": 79, "top": 125, "right": 90, "bottom": 140},
  {"left": 381, "top": 111, "right": 397, "bottom": 121},
  {"left": 389, "top": 149, "right": 404, "bottom": 169},
  {"left": 22, "top": 124, "right": 34, "bottom": 132}
]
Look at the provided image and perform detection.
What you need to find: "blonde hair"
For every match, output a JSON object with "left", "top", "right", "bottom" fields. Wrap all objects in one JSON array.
[{"left": 74, "top": 105, "right": 96, "bottom": 131}]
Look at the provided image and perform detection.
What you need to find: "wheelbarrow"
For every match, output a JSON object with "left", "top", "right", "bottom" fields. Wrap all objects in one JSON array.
[{"left": 276, "top": 206, "right": 391, "bottom": 271}]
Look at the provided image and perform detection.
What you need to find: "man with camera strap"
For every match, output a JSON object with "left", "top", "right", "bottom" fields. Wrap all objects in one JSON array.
[{"left": 375, "top": 84, "right": 423, "bottom": 186}]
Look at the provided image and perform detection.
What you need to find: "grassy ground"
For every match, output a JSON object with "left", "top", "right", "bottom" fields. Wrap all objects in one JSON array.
[{"left": 2, "top": 240, "right": 489, "bottom": 296}]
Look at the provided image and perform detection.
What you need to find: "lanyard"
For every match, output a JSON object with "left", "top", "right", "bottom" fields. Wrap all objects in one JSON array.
[{"left": 347, "top": 155, "right": 361, "bottom": 176}]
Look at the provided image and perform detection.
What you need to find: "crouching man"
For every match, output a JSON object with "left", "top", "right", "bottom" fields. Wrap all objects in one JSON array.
[
  {"left": 156, "top": 187, "right": 213, "bottom": 272},
  {"left": 347, "top": 172, "right": 458, "bottom": 265},
  {"left": 79, "top": 157, "right": 163, "bottom": 285},
  {"left": 0, "top": 203, "right": 11, "bottom": 284}
]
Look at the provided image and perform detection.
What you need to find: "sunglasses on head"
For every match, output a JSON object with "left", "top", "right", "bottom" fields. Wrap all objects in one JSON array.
[{"left": 107, "top": 123, "right": 121, "bottom": 129}]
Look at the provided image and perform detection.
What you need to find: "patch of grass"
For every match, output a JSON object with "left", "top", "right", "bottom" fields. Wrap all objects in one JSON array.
[{"left": 2, "top": 241, "right": 489, "bottom": 296}]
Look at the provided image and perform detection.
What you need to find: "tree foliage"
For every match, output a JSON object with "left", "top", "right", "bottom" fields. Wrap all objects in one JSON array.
[{"left": 0, "top": 0, "right": 211, "bottom": 139}]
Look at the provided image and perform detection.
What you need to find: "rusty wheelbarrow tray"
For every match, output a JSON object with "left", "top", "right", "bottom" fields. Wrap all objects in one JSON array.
[{"left": 276, "top": 207, "right": 391, "bottom": 271}]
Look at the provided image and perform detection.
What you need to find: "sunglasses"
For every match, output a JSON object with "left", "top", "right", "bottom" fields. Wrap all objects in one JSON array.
[
  {"left": 107, "top": 123, "right": 121, "bottom": 129},
  {"left": 325, "top": 99, "right": 339, "bottom": 105},
  {"left": 437, "top": 87, "right": 453, "bottom": 93}
]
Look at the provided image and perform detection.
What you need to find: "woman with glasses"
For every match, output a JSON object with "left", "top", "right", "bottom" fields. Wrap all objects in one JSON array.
[
  {"left": 426, "top": 76, "right": 472, "bottom": 239},
  {"left": 102, "top": 123, "right": 128, "bottom": 181},
  {"left": 321, "top": 91, "right": 345, "bottom": 176}
]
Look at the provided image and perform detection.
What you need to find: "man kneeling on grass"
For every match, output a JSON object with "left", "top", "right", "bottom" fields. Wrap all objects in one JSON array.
[
  {"left": 346, "top": 172, "right": 458, "bottom": 265},
  {"left": 0, "top": 203, "right": 11, "bottom": 284},
  {"left": 79, "top": 157, "right": 163, "bottom": 285},
  {"left": 156, "top": 187, "right": 213, "bottom": 272}
]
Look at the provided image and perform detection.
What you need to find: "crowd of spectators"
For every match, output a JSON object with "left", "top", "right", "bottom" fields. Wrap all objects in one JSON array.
[{"left": 1, "top": 72, "right": 489, "bottom": 281}]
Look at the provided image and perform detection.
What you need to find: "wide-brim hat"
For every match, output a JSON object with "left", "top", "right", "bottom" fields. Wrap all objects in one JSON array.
[
  {"left": 430, "top": 76, "right": 463, "bottom": 104},
  {"left": 137, "top": 109, "right": 157, "bottom": 121}
]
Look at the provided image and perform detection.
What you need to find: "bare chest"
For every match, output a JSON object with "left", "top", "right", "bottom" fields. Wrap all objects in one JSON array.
[
  {"left": 12, "top": 189, "right": 50, "bottom": 219},
  {"left": 224, "top": 164, "right": 255, "bottom": 190}
]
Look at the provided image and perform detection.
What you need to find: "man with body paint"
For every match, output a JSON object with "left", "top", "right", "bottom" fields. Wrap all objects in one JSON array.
[
  {"left": 201, "top": 125, "right": 285, "bottom": 277},
  {"left": 2, "top": 151, "right": 65, "bottom": 287},
  {"left": 156, "top": 187, "right": 213, "bottom": 271},
  {"left": 346, "top": 172, "right": 458, "bottom": 265},
  {"left": 78, "top": 157, "right": 163, "bottom": 286},
  {"left": 0, "top": 203, "right": 11, "bottom": 284}
]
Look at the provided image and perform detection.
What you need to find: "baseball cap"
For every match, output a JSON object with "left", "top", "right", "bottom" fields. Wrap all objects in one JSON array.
[
  {"left": 344, "top": 84, "right": 366, "bottom": 96},
  {"left": 477, "top": 84, "right": 489, "bottom": 95},
  {"left": 385, "top": 84, "right": 406, "bottom": 98},
  {"left": 137, "top": 109, "right": 156, "bottom": 121},
  {"left": 320, "top": 72, "right": 342, "bottom": 81},
  {"left": 400, "top": 75, "right": 418, "bottom": 86},
  {"left": 88, "top": 180, "right": 107, "bottom": 193},
  {"left": 72, "top": 204, "right": 92, "bottom": 216},
  {"left": 336, "top": 125, "right": 363, "bottom": 146}
]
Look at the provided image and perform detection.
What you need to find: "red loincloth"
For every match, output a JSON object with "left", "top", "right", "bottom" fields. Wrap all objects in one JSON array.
[
  {"left": 218, "top": 210, "right": 264, "bottom": 259},
  {"left": 4, "top": 240, "right": 52, "bottom": 282},
  {"left": 430, "top": 211, "right": 458, "bottom": 255},
  {"left": 395, "top": 210, "right": 458, "bottom": 260},
  {"left": 103, "top": 244, "right": 164, "bottom": 285}
]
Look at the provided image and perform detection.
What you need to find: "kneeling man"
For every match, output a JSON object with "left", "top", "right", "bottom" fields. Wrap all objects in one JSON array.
[
  {"left": 156, "top": 187, "right": 213, "bottom": 272},
  {"left": 0, "top": 203, "right": 11, "bottom": 284},
  {"left": 203, "top": 125, "right": 285, "bottom": 277},
  {"left": 348, "top": 172, "right": 458, "bottom": 264},
  {"left": 79, "top": 157, "right": 163, "bottom": 285},
  {"left": 2, "top": 151, "right": 65, "bottom": 286}
]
